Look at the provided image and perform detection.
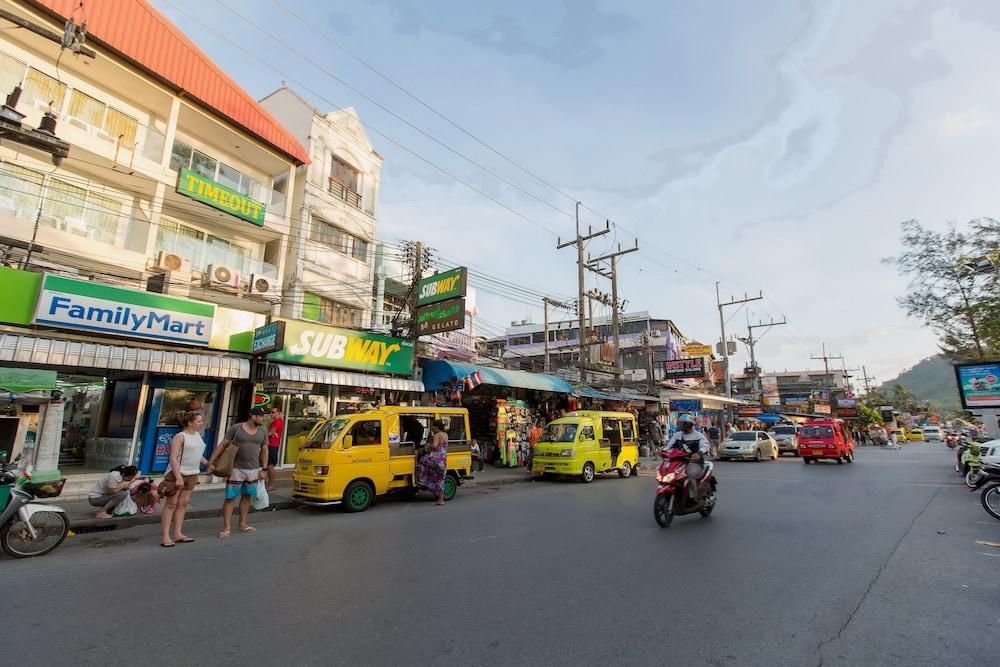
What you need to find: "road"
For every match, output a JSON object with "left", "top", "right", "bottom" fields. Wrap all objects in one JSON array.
[{"left": 3, "top": 445, "right": 998, "bottom": 666}]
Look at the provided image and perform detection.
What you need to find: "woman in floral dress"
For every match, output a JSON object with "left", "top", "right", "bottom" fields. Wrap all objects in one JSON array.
[{"left": 416, "top": 420, "right": 449, "bottom": 505}]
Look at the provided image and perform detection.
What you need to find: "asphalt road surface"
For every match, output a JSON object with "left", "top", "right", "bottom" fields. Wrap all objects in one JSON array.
[{"left": 4, "top": 445, "right": 998, "bottom": 666}]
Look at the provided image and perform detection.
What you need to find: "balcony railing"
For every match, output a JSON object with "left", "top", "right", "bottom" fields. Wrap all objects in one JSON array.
[
  {"left": 328, "top": 177, "right": 362, "bottom": 209},
  {"left": 154, "top": 227, "right": 277, "bottom": 280}
]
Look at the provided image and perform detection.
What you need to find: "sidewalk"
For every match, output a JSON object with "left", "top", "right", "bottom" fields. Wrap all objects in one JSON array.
[{"left": 60, "top": 464, "right": 536, "bottom": 533}]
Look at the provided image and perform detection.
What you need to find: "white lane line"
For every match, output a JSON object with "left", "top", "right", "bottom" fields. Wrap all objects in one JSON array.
[{"left": 978, "top": 552, "right": 1000, "bottom": 557}]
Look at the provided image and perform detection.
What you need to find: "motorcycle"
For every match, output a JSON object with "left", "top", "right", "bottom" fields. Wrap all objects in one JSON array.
[
  {"left": 962, "top": 444, "right": 983, "bottom": 488},
  {"left": 945, "top": 433, "right": 958, "bottom": 449},
  {"left": 971, "top": 463, "right": 1000, "bottom": 521},
  {"left": 0, "top": 464, "right": 69, "bottom": 558},
  {"left": 653, "top": 449, "right": 717, "bottom": 527}
]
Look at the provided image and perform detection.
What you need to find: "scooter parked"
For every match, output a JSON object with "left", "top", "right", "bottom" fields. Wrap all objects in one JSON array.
[
  {"left": 0, "top": 463, "right": 69, "bottom": 559},
  {"left": 971, "top": 463, "right": 1000, "bottom": 522},
  {"left": 653, "top": 449, "right": 717, "bottom": 527}
]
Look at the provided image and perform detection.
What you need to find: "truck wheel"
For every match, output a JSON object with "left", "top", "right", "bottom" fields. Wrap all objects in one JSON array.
[
  {"left": 443, "top": 475, "right": 458, "bottom": 501},
  {"left": 581, "top": 462, "right": 595, "bottom": 483},
  {"left": 342, "top": 480, "right": 373, "bottom": 512},
  {"left": 617, "top": 461, "right": 632, "bottom": 478}
]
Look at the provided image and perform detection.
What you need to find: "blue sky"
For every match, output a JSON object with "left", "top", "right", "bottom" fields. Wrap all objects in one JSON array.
[{"left": 154, "top": 0, "right": 1000, "bottom": 383}]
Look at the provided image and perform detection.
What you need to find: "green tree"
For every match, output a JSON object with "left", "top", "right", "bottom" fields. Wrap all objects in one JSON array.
[
  {"left": 886, "top": 218, "right": 1000, "bottom": 361},
  {"left": 857, "top": 404, "right": 882, "bottom": 426}
]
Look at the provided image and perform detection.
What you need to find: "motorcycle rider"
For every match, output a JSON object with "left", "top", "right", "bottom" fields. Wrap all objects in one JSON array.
[{"left": 666, "top": 413, "right": 711, "bottom": 503}]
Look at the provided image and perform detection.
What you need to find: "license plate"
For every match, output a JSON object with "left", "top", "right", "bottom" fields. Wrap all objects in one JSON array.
[{"left": 811, "top": 449, "right": 824, "bottom": 456}]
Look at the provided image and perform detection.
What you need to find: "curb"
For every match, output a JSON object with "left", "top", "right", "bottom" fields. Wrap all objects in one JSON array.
[{"left": 70, "top": 499, "right": 298, "bottom": 533}]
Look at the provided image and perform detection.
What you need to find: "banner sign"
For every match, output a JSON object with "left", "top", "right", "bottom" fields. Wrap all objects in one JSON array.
[
  {"left": 738, "top": 405, "right": 762, "bottom": 416},
  {"left": 34, "top": 274, "right": 215, "bottom": 345},
  {"left": 669, "top": 399, "right": 702, "bottom": 412},
  {"left": 784, "top": 396, "right": 810, "bottom": 406},
  {"left": 417, "top": 267, "right": 467, "bottom": 307},
  {"left": 682, "top": 344, "right": 713, "bottom": 357},
  {"left": 415, "top": 297, "right": 465, "bottom": 336},
  {"left": 954, "top": 361, "right": 1000, "bottom": 409},
  {"left": 265, "top": 319, "right": 414, "bottom": 375},
  {"left": 0, "top": 368, "right": 57, "bottom": 392},
  {"left": 814, "top": 403, "right": 832, "bottom": 414},
  {"left": 663, "top": 357, "right": 706, "bottom": 379},
  {"left": 251, "top": 321, "right": 286, "bottom": 355},
  {"left": 176, "top": 167, "right": 266, "bottom": 226}
]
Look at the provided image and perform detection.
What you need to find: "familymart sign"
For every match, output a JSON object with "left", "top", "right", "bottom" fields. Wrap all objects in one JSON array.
[
  {"left": 176, "top": 167, "right": 266, "bottom": 226},
  {"left": 34, "top": 274, "right": 215, "bottom": 345}
]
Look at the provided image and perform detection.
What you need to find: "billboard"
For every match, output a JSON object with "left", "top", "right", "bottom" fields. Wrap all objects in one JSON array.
[
  {"left": 954, "top": 361, "right": 1000, "bottom": 409},
  {"left": 663, "top": 357, "right": 706, "bottom": 379}
]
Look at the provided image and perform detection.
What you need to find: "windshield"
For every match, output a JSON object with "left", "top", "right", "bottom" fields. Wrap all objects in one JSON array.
[
  {"left": 801, "top": 425, "right": 834, "bottom": 438},
  {"left": 771, "top": 426, "right": 796, "bottom": 435},
  {"left": 541, "top": 423, "right": 578, "bottom": 443},
  {"left": 729, "top": 432, "right": 757, "bottom": 441},
  {"left": 303, "top": 418, "right": 351, "bottom": 449}
]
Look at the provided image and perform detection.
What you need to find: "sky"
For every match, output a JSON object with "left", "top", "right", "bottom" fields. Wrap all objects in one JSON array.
[{"left": 152, "top": 0, "right": 1000, "bottom": 383}]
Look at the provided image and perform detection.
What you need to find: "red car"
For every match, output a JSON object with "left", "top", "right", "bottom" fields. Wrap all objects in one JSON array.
[{"left": 798, "top": 419, "right": 854, "bottom": 464}]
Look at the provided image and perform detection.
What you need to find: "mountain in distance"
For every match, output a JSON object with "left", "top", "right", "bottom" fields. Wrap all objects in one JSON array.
[{"left": 879, "top": 354, "right": 961, "bottom": 412}]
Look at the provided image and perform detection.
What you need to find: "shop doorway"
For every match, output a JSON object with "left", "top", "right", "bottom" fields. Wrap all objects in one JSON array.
[
  {"left": 139, "top": 380, "right": 220, "bottom": 474},
  {"left": 282, "top": 391, "right": 331, "bottom": 465}
]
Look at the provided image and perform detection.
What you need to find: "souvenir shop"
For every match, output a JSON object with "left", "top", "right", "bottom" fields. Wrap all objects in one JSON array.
[
  {"left": 662, "top": 390, "right": 747, "bottom": 435},
  {"left": 419, "top": 359, "right": 575, "bottom": 464}
]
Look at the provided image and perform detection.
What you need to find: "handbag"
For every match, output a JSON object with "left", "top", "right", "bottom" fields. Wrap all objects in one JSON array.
[
  {"left": 213, "top": 443, "right": 238, "bottom": 477},
  {"left": 157, "top": 473, "right": 178, "bottom": 498}
]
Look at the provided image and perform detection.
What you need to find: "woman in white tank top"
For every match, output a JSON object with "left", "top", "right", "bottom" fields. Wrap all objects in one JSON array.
[{"left": 160, "top": 411, "right": 208, "bottom": 548}]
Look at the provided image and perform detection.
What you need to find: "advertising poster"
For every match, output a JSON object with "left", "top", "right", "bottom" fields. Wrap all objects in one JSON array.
[{"left": 954, "top": 361, "right": 1000, "bottom": 409}]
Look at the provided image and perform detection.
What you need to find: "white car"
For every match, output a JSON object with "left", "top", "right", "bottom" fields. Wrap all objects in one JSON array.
[
  {"left": 980, "top": 440, "right": 1000, "bottom": 468},
  {"left": 922, "top": 426, "right": 942, "bottom": 442},
  {"left": 718, "top": 430, "right": 779, "bottom": 461}
]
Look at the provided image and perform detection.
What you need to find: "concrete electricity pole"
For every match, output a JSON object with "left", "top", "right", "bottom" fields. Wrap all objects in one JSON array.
[
  {"left": 557, "top": 204, "right": 609, "bottom": 385},
  {"left": 860, "top": 366, "right": 877, "bottom": 395},
  {"left": 811, "top": 343, "right": 844, "bottom": 388},
  {"left": 716, "top": 284, "right": 762, "bottom": 398},
  {"left": 587, "top": 239, "right": 638, "bottom": 389},
  {"left": 542, "top": 296, "right": 575, "bottom": 373},
  {"left": 736, "top": 317, "right": 787, "bottom": 397}
]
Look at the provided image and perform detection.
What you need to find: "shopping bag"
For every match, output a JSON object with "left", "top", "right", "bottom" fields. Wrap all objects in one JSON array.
[
  {"left": 253, "top": 480, "right": 269, "bottom": 511},
  {"left": 213, "top": 443, "right": 237, "bottom": 477},
  {"left": 112, "top": 494, "right": 138, "bottom": 517}
]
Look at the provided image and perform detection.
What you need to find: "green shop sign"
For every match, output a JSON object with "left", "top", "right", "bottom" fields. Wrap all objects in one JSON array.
[
  {"left": 176, "top": 167, "right": 266, "bottom": 226},
  {"left": 266, "top": 319, "right": 414, "bottom": 375},
  {"left": 415, "top": 297, "right": 465, "bottom": 336},
  {"left": 0, "top": 368, "right": 57, "bottom": 392},
  {"left": 417, "top": 267, "right": 467, "bottom": 307}
]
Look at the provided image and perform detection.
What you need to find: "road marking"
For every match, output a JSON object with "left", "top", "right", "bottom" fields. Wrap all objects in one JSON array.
[
  {"left": 974, "top": 540, "right": 1000, "bottom": 548},
  {"left": 978, "top": 551, "right": 1000, "bottom": 558}
]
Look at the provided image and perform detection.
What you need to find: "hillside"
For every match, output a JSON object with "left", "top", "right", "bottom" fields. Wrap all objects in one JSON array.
[{"left": 880, "top": 355, "right": 961, "bottom": 412}]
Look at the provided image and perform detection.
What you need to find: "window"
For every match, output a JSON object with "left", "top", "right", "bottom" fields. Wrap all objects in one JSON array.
[
  {"left": 302, "top": 292, "right": 362, "bottom": 328},
  {"left": 217, "top": 161, "right": 242, "bottom": 191},
  {"left": 758, "top": 432, "right": 769, "bottom": 440},
  {"left": 0, "top": 52, "right": 25, "bottom": 97},
  {"left": 169, "top": 141, "right": 193, "bottom": 173},
  {"left": 602, "top": 418, "right": 622, "bottom": 444},
  {"left": 443, "top": 416, "right": 467, "bottom": 444},
  {"left": 22, "top": 67, "right": 65, "bottom": 111},
  {"left": 580, "top": 425, "right": 595, "bottom": 441},
  {"left": 352, "top": 237, "right": 369, "bottom": 262},
  {"left": 541, "top": 423, "right": 577, "bottom": 443},
  {"left": 508, "top": 335, "right": 531, "bottom": 346},
  {"left": 531, "top": 332, "right": 545, "bottom": 344},
  {"left": 801, "top": 426, "right": 834, "bottom": 438},
  {"left": 67, "top": 90, "right": 137, "bottom": 146},
  {"left": 190, "top": 149, "right": 217, "bottom": 179},
  {"left": 349, "top": 420, "right": 381, "bottom": 447},
  {"left": 330, "top": 156, "right": 360, "bottom": 193},
  {"left": 310, "top": 217, "right": 371, "bottom": 263},
  {"left": 400, "top": 415, "right": 429, "bottom": 446},
  {"left": 729, "top": 432, "right": 757, "bottom": 441},
  {"left": 0, "top": 163, "right": 43, "bottom": 216},
  {"left": 622, "top": 420, "right": 636, "bottom": 442}
]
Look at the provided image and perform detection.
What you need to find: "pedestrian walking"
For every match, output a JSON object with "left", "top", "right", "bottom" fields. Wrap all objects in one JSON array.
[
  {"left": 470, "top": 440, "right": 484, "bottom": 472},
  {"left": 707, "top": 423, "right": 721, "bottom": 458},
  {"left": 415, "top": 420, "right": 448, "bottom": 505},
  {"left": 265, "top": 407, "right": 284, "bottom": 491},
  {"left": 506, "top": 430, "right": 519, "bottom": 468},
  {"left": 160, "top": 410, "right": 208, "bottom": 547},
  {"left": 88, "top": 465, "right": 141, "bottom": 519},
  {"left": 208, "top": 407, "right": 268, "bottom": 538}
]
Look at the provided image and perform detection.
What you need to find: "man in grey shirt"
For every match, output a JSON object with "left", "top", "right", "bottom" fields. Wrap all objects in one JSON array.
[{"left": 208, "top": 407, "right": 268, "bottom": 538}]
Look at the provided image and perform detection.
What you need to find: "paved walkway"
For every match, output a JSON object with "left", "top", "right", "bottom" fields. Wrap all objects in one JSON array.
[{"left": 60, "top": 463, "right": 535, "bottom": 533}]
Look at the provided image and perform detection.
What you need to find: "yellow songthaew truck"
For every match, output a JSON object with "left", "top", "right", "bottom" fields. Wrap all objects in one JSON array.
[
  {"left": 291, "top": 406, "right": 472, "bottom": 512},
  {"left": 531, "top": 410, "right": 640, "bottom": 482}
]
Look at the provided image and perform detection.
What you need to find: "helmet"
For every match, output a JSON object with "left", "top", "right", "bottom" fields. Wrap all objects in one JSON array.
[{"left": 678, "top": 413, "right": 696, "bottom": 426}]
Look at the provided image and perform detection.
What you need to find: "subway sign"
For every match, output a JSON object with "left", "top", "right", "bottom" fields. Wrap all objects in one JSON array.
[
  {"left": 417, "top": 267, "right": 467, "bottom": 307},
  {"left": 34, "top": 274, "right": 215, "bottom": 345},
  {"left": 265, "top": 319, "right": 414, "bottom": 375},
  {"left": 176, "top": 167, "right": 266, "bottom": 226}
]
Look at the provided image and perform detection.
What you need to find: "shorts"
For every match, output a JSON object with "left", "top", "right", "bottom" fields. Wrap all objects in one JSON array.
[
  {"left": 166, "top": 471, "right": 199, "bottom": 491},
  {"left": 225, "top": 468, "right": 260, "bottom": 500},
  {"left": 88, "top": 490, "right": 128, "bottom": 507},
  {"left": 267, "top": 447, "right": 280, "bottom": 466}
]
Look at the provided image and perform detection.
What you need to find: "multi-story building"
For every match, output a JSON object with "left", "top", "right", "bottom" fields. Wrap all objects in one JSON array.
[
  {"left": 258, "top": 87, "right": 381, "bottom": 328},
  {"left": 498, "top": 312, "right": 684, "bottom": 383},
  {"left": 732, "top": 369, "right": 850, "bottom": 407}
]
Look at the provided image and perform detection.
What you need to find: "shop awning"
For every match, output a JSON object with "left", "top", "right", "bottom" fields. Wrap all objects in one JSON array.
[
  {"left": 660, "top": 389, "right": 749, "bottom": 406},
  {"left": 266, "top": 363, "right": 424, "bottom": 392},
  {"left": 0, "top": 333, "right": 249, "bottom": 379},
  {"left": 574, "top": 386, "right": 661, "bottom": 403},
  {"left": 420, "top": 359, "right": 573, "bottom": 394}
]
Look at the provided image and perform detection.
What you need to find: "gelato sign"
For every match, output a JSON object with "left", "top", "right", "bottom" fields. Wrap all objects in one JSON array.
[
  {"left": 265, "top": 319, "right": 414, "bottom": 375},
  {"left": 415, "top": 297, "right": 465, "bottom": 335},
  {"left": 34, "top": 274, "right": 214, "bottom": 345},
  {"left": 176, "top": 167, "right": 266, "bottom": 226}
]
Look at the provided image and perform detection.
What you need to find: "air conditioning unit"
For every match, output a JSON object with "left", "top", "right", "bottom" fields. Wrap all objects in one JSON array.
[
  {"left": 247, "top": 273, "right": 275, "bottom": 296},
  {"left": 146, "top": 270, "right": 190, "bottom": 298},
  {"left": 650, "top": 329, "right": 662, "bottom": 338},
  {"left": 154, "top": 250, "right": 190, "bottom": 272},
  {"left": 203, "top": 264, "right": 239, "bottom": 288}
]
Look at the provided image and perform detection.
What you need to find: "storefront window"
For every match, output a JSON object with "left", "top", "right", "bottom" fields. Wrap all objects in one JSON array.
[
  {"left": 283, "top": 393, "right": 331, "bottom": 465},
  {"left": 156, "top": 387, "right": 216, "bottom": 428}
]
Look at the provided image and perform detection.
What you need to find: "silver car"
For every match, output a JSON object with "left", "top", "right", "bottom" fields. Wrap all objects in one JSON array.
[
  {"left": 718, "top": 431, "right": 779, "bottom": 461},
  {"left": 768, "top": 424, "right": 800, "bottom": 457}
]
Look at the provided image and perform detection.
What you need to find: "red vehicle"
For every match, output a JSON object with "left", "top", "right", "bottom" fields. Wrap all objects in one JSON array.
[
  {"left": 653, "top": 449, "right": 717, "bottom": 527},
  {"left": 798, "top": 419, "right": 854, "bottom": 464}
]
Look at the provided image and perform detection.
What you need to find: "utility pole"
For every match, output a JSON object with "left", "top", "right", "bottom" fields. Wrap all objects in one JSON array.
[
  {"left": 736, "top": 317, "right": 787, "bottom": 398},
  {"left": 643, "top": 330, "right": 655, "bottom": 394},
  {"left": 400, "top": 241, "right": 431, "bottom": 342},
  {"left": 586, "top": 239, "right": 638, "bottom": 389},
  {"left": 716, "top": 284, "right": 763, "bottom": 398},
  {"left": 839, "top": 358, "right": 861, "bottom": 394},
  {"left": 542, "top": 297, "right": 574, "bottom": 373},
  {"left": 557, "top": 204, "right": 609, "bottom": 385},
  {"left": 860, "top": 366, "right": 876, "bottom": 395},
  {"left": 811, "top": 343, "right": 844, "bottom": 388}
]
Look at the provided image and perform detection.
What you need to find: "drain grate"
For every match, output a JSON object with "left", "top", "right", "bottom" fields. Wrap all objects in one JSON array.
[{"left": 71, "top": 524, "right": 119, "bottom": 535}]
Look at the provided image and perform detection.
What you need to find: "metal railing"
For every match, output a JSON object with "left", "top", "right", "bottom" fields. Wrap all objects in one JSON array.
[
  {"left": 154, "top": 228, "right": 278, "bottom": 279},
  {"left": 328, "top": 177, "right": 362, "bottom": 209}
]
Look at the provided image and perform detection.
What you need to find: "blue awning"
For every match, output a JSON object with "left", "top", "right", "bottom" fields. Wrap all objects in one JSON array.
[
  {"left": 756, "top": 413, "right": 783, "bottom": 424},
  {"left": 420, "top": 359, "right": 574, "bottom": 394},
  {"left": 573, "top": 386, "right": 660, "bottom": 403}
]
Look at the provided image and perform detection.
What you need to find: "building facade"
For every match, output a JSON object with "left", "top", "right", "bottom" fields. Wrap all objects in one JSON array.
[{"left": 258, "top": 87, "right": 381, "bottom": 329}]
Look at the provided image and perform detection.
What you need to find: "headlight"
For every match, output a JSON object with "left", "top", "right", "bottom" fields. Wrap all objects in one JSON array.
[
  {"left": 560, "top": 449, "right": 574, "bottom": 457},
  {"left": 314, "top": 466, "right": 330, "bottom": 475}
]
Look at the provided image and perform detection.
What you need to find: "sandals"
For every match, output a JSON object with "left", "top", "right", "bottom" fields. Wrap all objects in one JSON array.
[
  {"left": 237, "top": 526, "right": 257, "bottom": 534},
  {"left": 218, "top": 530, "right": 231, "bottom": 539},
  {"left": 161, "top": 541, "right": 175, "bottom": 548},
  {"left": 174, "top": 537, "right": 195, "bottom": 543}
]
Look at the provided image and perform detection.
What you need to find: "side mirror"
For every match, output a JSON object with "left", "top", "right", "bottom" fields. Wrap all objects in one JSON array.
[{"left": 342, "top": 435, "right": 354, "bottom": 450}]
